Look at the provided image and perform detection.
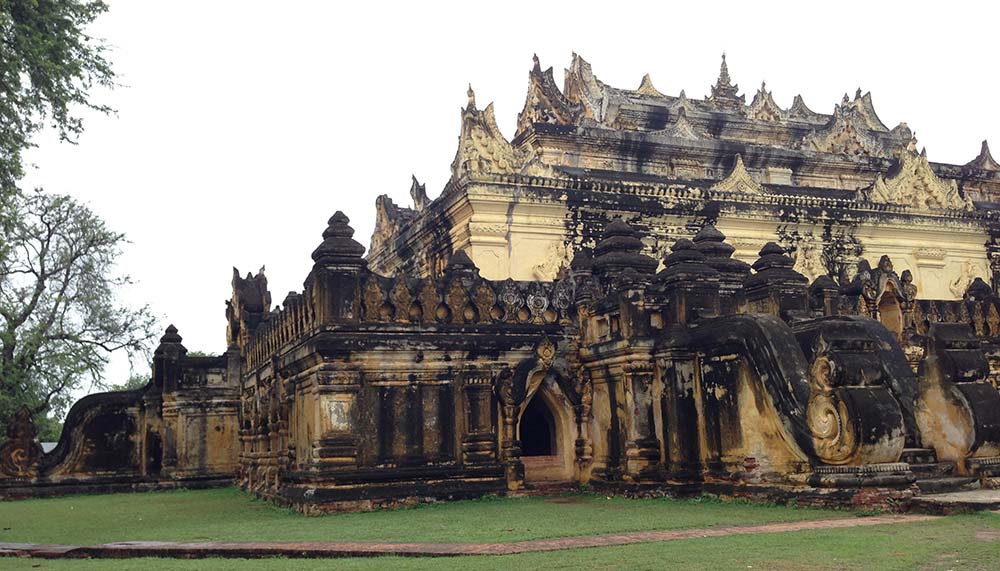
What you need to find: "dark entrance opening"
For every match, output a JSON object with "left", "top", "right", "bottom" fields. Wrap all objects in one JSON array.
[
  {"left": 878, "top": 292, "right": 903, "bottom": 339},
  {"left": 520, "top": 396, "right": 556, "bottom": 456}
]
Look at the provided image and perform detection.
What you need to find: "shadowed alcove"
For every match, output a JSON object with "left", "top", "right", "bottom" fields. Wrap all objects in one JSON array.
[
  {"left": 520, "top": 396, "right": 556, "bottom": 456},
  {"left": 878, "top": 287, "right": 903, "bottom": 339},
  {"left": 517, "top": 378, "right": 575, "bottom": 483}
]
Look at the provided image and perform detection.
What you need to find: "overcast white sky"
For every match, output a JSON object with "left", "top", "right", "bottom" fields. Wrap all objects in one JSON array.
[{"left": 20, "top": 1, "right": 1000, "bottom": 392}]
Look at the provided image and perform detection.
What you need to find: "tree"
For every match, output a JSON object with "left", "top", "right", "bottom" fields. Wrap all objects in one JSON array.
[
  {"left": 0, "top": 190, "right": 156, "bottom": 433},
  {"left": 1, "top": 0, "right": 115, "bottom": 192},
  {"left": 820, "top": 228, "right": 865, "bottom": 284},
  {"left": 110, "top": 373, "right": 149, "bottom": 392}
]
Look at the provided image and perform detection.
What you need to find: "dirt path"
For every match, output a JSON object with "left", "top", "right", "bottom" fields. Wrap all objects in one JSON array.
[{"left": 0, "top": 514, "right": 938, "bottom": 559}]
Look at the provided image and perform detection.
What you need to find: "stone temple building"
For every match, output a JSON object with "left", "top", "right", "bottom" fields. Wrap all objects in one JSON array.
[{"left": 4, "top": 54, "right": 1000, "bottom": 513}]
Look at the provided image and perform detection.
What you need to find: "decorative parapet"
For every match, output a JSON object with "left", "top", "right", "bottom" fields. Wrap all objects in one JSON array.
[
  {"left": 747, "top": 82, "right": 782, "bottom": 122},
  {"left": 800, "top": 93, "right": 887, "bottom": 157},
  {"left": 245, "top": 240, "right": 576, "bottom": 372},
  {"left": 788, "top": 94, "right": 824, "bottom": 121},
  {"left": 452, "top": 86, "right": 562, "bottom": 181},
  {"left": 515, "top": 54, "right": 582, "bottom": 137},
  {"left": 864, "top": 146, "right": 973, "bottom": 211},
  {"left": 226, "top": 267, "right": 271, "bottom": 350},
  {"left": 962, "top": 140, "right": 1000, "bottom": 176},
  {"left": 563, "top": 52, "right": 609, "bottom": 122},
  {"left": 635, "top": 73, "right": 665, "bottom": 98},
  {"left": 370, "top": 194, "right": 416, "bottom": 256},
  {"left": 244, "top": 291, "right": 317, "bottom": 371},
  {"left": 358, "top": 270, "right": 575, "bottom": 327}
]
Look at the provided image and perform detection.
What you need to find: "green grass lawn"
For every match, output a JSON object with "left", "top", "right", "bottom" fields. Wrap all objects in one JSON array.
[
  {"left": 0, "top": 488, "right": 998, "bottom": 570},
  {"left": 0, "top": 487, "right": 838, "bottom": 544}
]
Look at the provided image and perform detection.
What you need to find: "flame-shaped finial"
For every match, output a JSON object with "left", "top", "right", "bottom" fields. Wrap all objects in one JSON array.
[{"left": 718, "top": 52, "right": 731, "bottom": 86}]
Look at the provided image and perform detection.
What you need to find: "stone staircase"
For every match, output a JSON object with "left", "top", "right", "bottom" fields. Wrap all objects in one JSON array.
[
  {"left": 901, "top": 448, "right": 979, "bottom": 494},
  {"left": 902, "top": 448, "right": 1000, "bottom": 513}
]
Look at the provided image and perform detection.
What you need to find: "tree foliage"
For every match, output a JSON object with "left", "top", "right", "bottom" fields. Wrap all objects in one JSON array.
[
  {"left": 1, "top": 0, "right": 115, "bottom": 191},
  {"left": 0, "top": 190, "right": 156, "bottom": 432},
  {"left": 110, "top": 372, "right": 149, "bottom": 392}
]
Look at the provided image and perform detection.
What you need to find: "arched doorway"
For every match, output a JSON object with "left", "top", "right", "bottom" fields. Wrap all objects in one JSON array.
[
  {"left": 521, "top": 397, "right": 555, "bottom": 456},
  {"left": 517, "top": 382, "right": 574, "bottom": 483}
]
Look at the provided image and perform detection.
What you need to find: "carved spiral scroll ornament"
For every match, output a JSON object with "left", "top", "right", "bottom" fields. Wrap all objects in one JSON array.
[
  {"left": 0, "top": 408, "right": 43, "bottom": 478},
  {"left": 805, "top": 355, "right": 857, "bottom": 465}
]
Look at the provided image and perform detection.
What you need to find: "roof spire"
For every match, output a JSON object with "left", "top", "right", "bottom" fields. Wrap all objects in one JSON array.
[
  {"left": 636, "top": 73, "right": 664, "bottom": 97},
  {"left": 964, "top": 140, "right": 1000, "bottom": 171},
  {"left": 532, "top": 53, "right": 541, "bottom": 72},
  {"left": 718, "top": 52, "right": 732, "bottom": 87},
  {"left": 311, "top": 211, "right": 366, "bottom": 268},
  {"left": 708, "top": 52, "right": 743, "bottom": 111},
  {"left": 467, "top": 84, "right": 476, "bottom": 109},
  {"left": 410, "top": 174, "right": 429, "bottom": 211}
]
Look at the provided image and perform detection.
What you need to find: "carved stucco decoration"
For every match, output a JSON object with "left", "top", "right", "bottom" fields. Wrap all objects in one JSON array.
[
  {"left": 515, "top": 55, "right": 582, "bottom": 137},
  {"left": 949, "top": 261, "right": 980, "bottom": 298},
  {"left": 706, "top": 53, "right": 745, "bottom": 112},
  {"left": 499, "top": 278, "right": 524, "bottom": 322},
  {"left": 390, "top": 279, "right": 413, "bottom": 323},
  {"left": 452, "top": 86, "right": 562, "bottom": 181},
  {"left": 787, "top": 95, "right": 824, "bottom": 121},
  {"left": 417, "top": 281, "right": 440, "bottom": 322},
  {"left": 496, "top": 366, "right": 516, "bottom": 408},
  {"left": 852, "top": 90, "right": 889, "bottom": 132},
  {"left": 227, "top": 267, "right": 271, "bottom": 350},
  {"left": 531, "top": 242, "right": 572, "bottom": 281},
  {"left": 863, "top": 255, "right": 917, "bottom": 308},
  {"left": 791, "top": 238, "right": 826, "bottom": 283},
  {"left": 0, "top": 408, "right": 44, "bottom": 478},
  {"left": 535, "top": 335, "right": 557, "bottom": 365},
  {"left": 864, "top": 146, "right": 973, "bottom": 211},
  {"left": 962, "top": 140, "right": 1000, "bottom": 177},
  {"left": 805, "top": 344, "right": 857, "bottom": 465},
  {"left": 670, "top": 89, "right": 695, "bottom": 115},
  {"left": 988, "top": 304, "right": 1000, "bottom": 337},
  {"left": 914, "top": 247, "right": 947, "bottom": 261},
  {"left": 710, "top": 154, "right": 767, "bottom": 194},
  {"left": 563, "top": 52, "right": 610, "bottom": 123},
  {"left": 370, "top": 194, "right": 415, "bottom": 257},
  {"left": 361, "top": 278, "right": 385, "bottom": 321},
  {"left": 553, "top": 278, "right": 574, "bottom": 311},
  {"left": 469, "top": 222, "right": 510, "bottom": 237},
  {"left": 526, "top": 283, "right": 550, "bottom": 324},
  {"left": 654, "top": 108, "right": 704, "bottom": 140},
  {"left": 472, "top": 281, "right": 496, "bottom": 323},
  {"left": 747, "top": 82, "right": 783, "bottom": 122},
  {"left": 635, "top": 73, "right": 665, "bottom": 98},
  {"left": 409, "top": 175, "right": 429, "bottom": 211},
  {"left": 801, "top": 93, "right": 885, "bottom": 157}
]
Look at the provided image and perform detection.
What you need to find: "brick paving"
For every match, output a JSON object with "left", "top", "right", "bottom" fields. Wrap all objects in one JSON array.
[{"left": 0, "top": 514, "right": 937, "bottom": 559}]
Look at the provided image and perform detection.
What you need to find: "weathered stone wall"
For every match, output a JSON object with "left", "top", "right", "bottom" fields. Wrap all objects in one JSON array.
[
  {"left": 0, "top": 327, "right": 239, "bottom": 497},
  {"left": 5, "top": 211, "right": 1000, "bottom": 513},
  {"left": 233, "top": 213, "right": 577, "bottom": 512},
  {"left": 225, "top": 210, "right": 1000, "bottom": 512}
]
